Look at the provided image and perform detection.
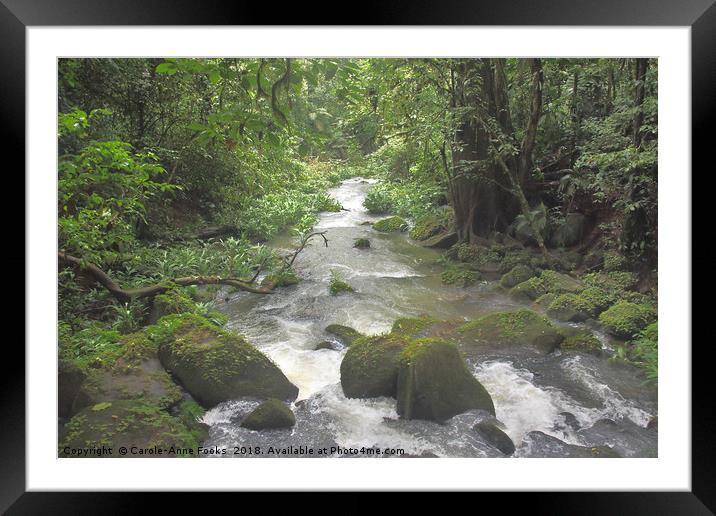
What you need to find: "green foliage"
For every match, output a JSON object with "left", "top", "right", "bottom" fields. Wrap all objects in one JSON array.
[
  {"left": 441, "top": 265, "right": 479, "bottom": 287},
  {"left": 599, "top": 301, "right": 657, "bottom": 339},
  {"left": 329, "top": 270, "right": 355, "bottom": 295},
  {"left": 629, "top": 322, "right": 658, "bottom": 383},
  {"left": 372, "top": 216, "right": 408, "bottom": 232}
]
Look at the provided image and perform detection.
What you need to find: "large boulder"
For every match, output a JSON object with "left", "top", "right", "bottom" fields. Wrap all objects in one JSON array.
[
  {"left": 58, "top": 359, "right": 86, "bottom": 418},
  {"left": 72, "top": 331, "right": 182, "bottom": 414},
  {"left": 510, "top": 270, "right": 584, "bottom": 301},
  {"left": 59, "top": 400, "right": 199, "bottom": 457},
  {"left": 340, "top": 334, "right": 407, "bottom": 398},
  {"left": 241, "top": 399, "right": 296, "bottom": 430},
  {"left": 396, "top": 339, "right": 495, "bottom": 421},
  {"left": 420, "top": 231, "right": 458, "bottom": 249},
  {"left": 598, "top": 301, "right": 657, "bottom": 339},
  {"left": 325, "top": 324, "right": 363, "bottom": 346},
  {"left": 409, "top": 210, "right": 453, "bottom": 241},
  {"left": 458, "top": 309, "right": 564, "bottom": 354},
  {"left": 154, "top": 313, "right": 298, "bottom": 407},
  {"left": 391, "top": 316, "right": 438, "bottom": 338}
]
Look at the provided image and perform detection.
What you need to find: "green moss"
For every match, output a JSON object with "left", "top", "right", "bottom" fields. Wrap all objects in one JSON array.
[
  {"left": 455, "top": 243, "right": 502, "bottom": 271},
  {"left": 584, "top": 271, "right": 638, "bottom": 295},
  {"left": 441, "top": 265, "right": 480, "bottom": 287},
  {"left": 340, "top": 334, "right": 408, "bottom": 398},
  {"left": 561, "top": 332, "right": 603, "bottom": 355},
  {"left": 603, "top": 251, "right": 628, "bottom": 271},
  {"left": 409, "top": 211, "right": 452, "bottom": 241},
  {"left": 391, "top": 316, "right": 437, "bottom": 338},
  {"left": 498, "top": 250, "right": 534, "bottom": 274},
  {"left": 533, "top": 293, "right": 558, "bottom": 310},
  {"left": 59, "top": 400, "right": 199, "bottom": 457},
  {"left": 153, "top": 288, "right": 196, "bottom": 319},
  {"left": 580, "top": 287, "right": 616, "bottom": 314},
  {"left": 329, "top": 270, "right": 354, "bottom": 295},
  {"left": 373, "top": 216, "right": 408, "bottom": 232},
  {"left": 539, "top": 270, "right": 585, "bottom": 294},
  {"left": 458, "top": 309, "right": 563, "bottom": 354},
  {"left": 325, "top": 324, "right": 363, "bottom": 346},
  {"left": 241, "top": 399, "right": 296, "bottom": 430},
  {"left": 510, "top": 276, "right": 547, "bottom": 301},
  {"left": 262, "top": 268, "right": 299, "bottom": 287},
  {"left": 59, "top": 324, "right": 124, "bottom": 371},
  {"left": 353, "top": 238, "right": 371, "bottom": 249},
  {"left": 396, "top": 338, "right": 495, "bottom": 421},
  {"left": 500, "top": 265, "right": 536, "bottom": 289},
  {"left": 176, "top": 399, "right": 209, "bottom": 444},
  {"left": 599, "top": 301, "right": 657, "bottom": 339},
  {"left": 153, "top": 313, "right": 298, "bottom": 407},
  {"left": 546, "top": 293, "right": 597, "bottom": 322}
]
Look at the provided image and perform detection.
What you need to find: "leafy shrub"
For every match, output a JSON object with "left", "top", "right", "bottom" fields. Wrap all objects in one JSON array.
[{"left": 599, "top": 301, "right": 656, "bottom": 338}]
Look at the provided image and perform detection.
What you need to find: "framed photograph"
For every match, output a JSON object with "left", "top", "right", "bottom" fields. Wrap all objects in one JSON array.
[{"left": 6, "top": 0, "right": 709, "bottom": 510}]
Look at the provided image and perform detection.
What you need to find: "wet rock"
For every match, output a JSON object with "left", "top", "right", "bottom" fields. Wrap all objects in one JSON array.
[
  {"left": 59, "top": 400, "right": 199, "bottom": 457},
  {"left": 420, "top": 230, "right": 458, "bottom": 249},
  {"left": 315, "top": 340, "right": 339, "bottom": 351},
  {"left": 241, "top": 399, "right": 296, "bottom": 431},
  {"left": 546, "top": 293, "right": 596, "bottom": 322},
  {"left": 559, "top": 412, "right": 581, "bottom": 431},
  {"left": 396, "top": 339, "right": 495, "bottom": 421},
  {"left": 458, "top": 309, "right": 564, "bottom": 354},
  {"left": 155, "top": 313, "right": 299, "bottom": 407},
  {"left": 559, "top": 330, "right": 603, "bottom": 356},
  {"left": 340, "top": 334, "right": 407, "bottom": 398},
  {"left": 325, "top": 324, "right": 363, "bottom": 346},
  {"left": 500, "top": 265, "right": 536, "bottom": 289},
  {"left": 647, "top": 416, "right": 658, "bottom": 430},
  {"left": 353, "top": 238, "right": 371, "bottom": 249},
  {"left": 391, "top": 315, "right": 438, "bottom": 338},
  {"left": 523, "top": 431, "right": 620, "bottom": 458},
  {"left": 473, "top": 421, "right": 515, "bottom": 455}
]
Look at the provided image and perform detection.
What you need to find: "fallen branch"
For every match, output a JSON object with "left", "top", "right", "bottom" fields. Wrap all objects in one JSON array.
[
  {"left": 58, "top": 252, "right": 274, "bottom": 303},
  {"left": 284, "top": 231, "right": 328, "bottom": 268}
]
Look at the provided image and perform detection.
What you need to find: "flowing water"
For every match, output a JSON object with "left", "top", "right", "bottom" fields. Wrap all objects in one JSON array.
[{"left": 203, "top": 178, "right": 658, "bottom": 458}]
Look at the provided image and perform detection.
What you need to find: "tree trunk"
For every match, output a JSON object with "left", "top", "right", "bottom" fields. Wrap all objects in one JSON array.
[{"left": 633, "top": 58, "right": 649, "bottom": 147}]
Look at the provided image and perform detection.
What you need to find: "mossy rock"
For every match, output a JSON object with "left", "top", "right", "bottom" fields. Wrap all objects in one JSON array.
[
  {"left": 546, "top": 293, "right": 596, "bottom": 322},
  {"left": 150, "top": 287, "right": 197, "bottom": 324},
  {"left": 455, "top": 243, "right": 503, "bottom": 272},
  {"left": 584, "top": 271, "right": 638, "bottom": 296},
  {"left": 458, "top": 309, "right": 564, "bottom": 354},
  {"left": 72, "top": 331, "right": 182, "bottom": 414},
  {"left": 599, "top": 301, "right": 657, "bottom": 339},
  {"left": 340, "top": 334, "right": 407, "bottom": 399},
  {"left": 441, "top": 265, "right": 480, "bottom": 287},
  {"left": 580, "top": 286, "right": 617, "bottom": 314},
  {"left": 153, "top": 313, "right": 298, "bottom": 407},
  {"left": 409, "top": 210, "right": 453, "bottom": 241},
  {"left": 329, "top": 276, "right": 355, "bottom": 295},
  {"left": 510, "top": 276, "right": 547, "bottom": 301},
  {"left": 473, "top": 421, "right": 515, "bottom": 455},
  {"left": 59, "top": 400, "right": 199, "bottom": 457},
  {"left": 533, "top": 293, "right": 558, "bottom": 310},
  {"left": 500, "top": 265, "right": 536, "bottom": 289},
  {"left": 241, "top": 399, "right": 296, "bottom": 431},
  {"left": 396, "top": 339, "right": 495, "bottom": 421},
  {"left": 175, "top": 399, "right": 210, "bottom": 444},
  {"left": 373, "top": 216, "right": 408, "bottom": 232},
  {"left": 540, "top": 270, "right": 585, "bottom": 294},
  {"left": 391, "top": 316, "right": 438, "bottom": 338},
  {"left": 548, "top": 213, "right": 586, "bottom": 248},
  {"left": 262, "top": 269, "right": 299, "bottom": 287},
  {"left": 560, "top": 331, "right": 603, "bottom": 355},
  {"left": 353, "top": 238, "right": 371, "bottom": 249},
  {"left": 325, "top": 324, "right": 363, "bottom": 346},
  {"left": 498, "top": 250, "right": 533, "bottom": 274}
]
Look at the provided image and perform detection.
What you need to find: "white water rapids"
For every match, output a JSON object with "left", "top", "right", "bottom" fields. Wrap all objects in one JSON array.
[{"left": 201, "top": 178, "right": 657, "bottom": 458}]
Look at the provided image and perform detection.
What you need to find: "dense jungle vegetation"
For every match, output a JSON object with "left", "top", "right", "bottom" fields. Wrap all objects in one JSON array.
[{"left": 58, "top": 58, "right": 658, "bottom": 455}]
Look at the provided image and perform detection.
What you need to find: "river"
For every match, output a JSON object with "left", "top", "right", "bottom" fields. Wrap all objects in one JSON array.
[{"left": 202, "top": 178, "right": 658, "bottom": 458}]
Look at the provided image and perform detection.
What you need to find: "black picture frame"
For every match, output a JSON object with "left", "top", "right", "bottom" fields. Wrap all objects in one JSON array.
[{"left": 3, "top": 0, "right": 710, "bottom": 511}]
